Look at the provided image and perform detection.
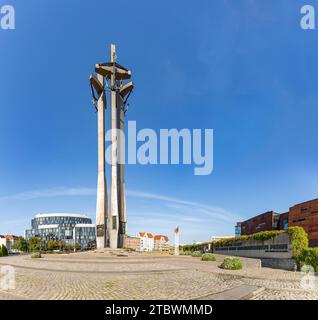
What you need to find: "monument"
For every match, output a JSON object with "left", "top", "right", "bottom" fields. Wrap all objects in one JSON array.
[{"left": 90, "top": 44, "right": 133, "bottom": 249}]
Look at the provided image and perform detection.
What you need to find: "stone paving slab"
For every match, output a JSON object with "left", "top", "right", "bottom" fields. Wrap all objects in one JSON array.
[
  {"left": 196, "top": 285, "right": 261, "bottom": 300},
  {"left": 0, "top": 252, "right": 318, "bottom": 300}
]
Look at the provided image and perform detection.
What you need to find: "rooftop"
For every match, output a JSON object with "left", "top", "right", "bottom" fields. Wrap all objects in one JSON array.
[
  {"left": 35, "top": 213, "right": 89, "bottom": 219},
  {"left": 154, "top": 235, "right": 169, "bottom": 241},
  {"left": 138, "top": 232, "right": 153, "bottom": 238},
  {"left": 5, "top": 235, "right": 18, "bottom": 239}
]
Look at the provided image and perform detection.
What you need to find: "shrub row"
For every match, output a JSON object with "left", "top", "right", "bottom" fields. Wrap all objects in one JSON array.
[
  {"left": 214, "top": 230, "right": 285, "bottom": 247},
  {"left": 179, "top": 251, "right": 192, "bottom": 256},
  {"left": 182, "top": 242, "right": 211, "bottom": 252},
  {"left": 181, "top": 250, "right": 243, "bottom": 269},
  {"left": 213, "top": 227, "right": 308, "bottom": 260}
]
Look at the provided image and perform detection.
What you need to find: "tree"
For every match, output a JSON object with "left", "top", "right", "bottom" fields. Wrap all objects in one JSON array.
[
  {"left": 0, "top": 245, "right": 2, "bottom": 257},
  {"left": 1, "top": 245, "right": 8, "bottom": 256},
  {"left": 28, "top": 237, "right": 41, "bottom": 252},
  {"left": 13, "top": 236, "right": 28, "bottom": 252}
]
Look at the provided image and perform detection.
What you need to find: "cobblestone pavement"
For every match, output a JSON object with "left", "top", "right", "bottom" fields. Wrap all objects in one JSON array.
[{"left": 0, "top": 251, "right": 318, "bottom": 300}]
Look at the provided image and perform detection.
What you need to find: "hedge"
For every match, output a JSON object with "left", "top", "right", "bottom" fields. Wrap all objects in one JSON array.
[
  {"left": 182, "top": 242, "right": 211, "bottom": 252},
  {"left": 214, "top": 230, "right": 285, "bottom": 247},
  {"left": 214, "top": 227, "right": 308, "bottom": 261}
]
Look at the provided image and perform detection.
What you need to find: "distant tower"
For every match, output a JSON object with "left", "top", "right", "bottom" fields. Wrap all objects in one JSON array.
[{"left": 91, "top": 44, "right": 133, "bottom": 249}]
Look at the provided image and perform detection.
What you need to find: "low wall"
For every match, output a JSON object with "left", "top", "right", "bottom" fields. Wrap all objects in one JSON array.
[
  {"left": 260, "top": 258, "right": 296, "bottom": 271},
  {"left": 214, "top": 233, "right": 295, "bottom": 270}
]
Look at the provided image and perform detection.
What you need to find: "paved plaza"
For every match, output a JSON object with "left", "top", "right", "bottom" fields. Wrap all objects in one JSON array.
[{"left": 0, "top": 251, "right": 318, "bottom": 300}]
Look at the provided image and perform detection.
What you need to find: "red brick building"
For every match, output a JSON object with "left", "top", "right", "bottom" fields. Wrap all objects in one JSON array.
[
  {"left": 289, "top": 199, "right": 318, "bottom": 247},
  {"left": 236, "top": 198, "right": 318, "bottom": 247},
  {"left": 239, "top": 211, "right": 280, "bottom": 235}
]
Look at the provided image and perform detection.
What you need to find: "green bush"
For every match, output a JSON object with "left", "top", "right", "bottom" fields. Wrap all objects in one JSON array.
[
  {"left": 191, "top": 251, "right": 202, "bottom": 257},
  {"left": 31, "top": 252, "right": 41, "bottom": 259},
  {"left": 201, "top": 253, "right": 216, "bottom": 261},
  {"left": 28, "top": 237, "right": 41, "bottom": 252},
  {"left": 1, "top": 245, "right": 8, "bottom": 257},
  {"left": 299, "top": 248, "right": 318, "bottom": 272},
  {"left": 220, "top": 257, "right": 243, "bottom": 270},
  {"left": 287, "top": 227, "right": 309, "bottom": 259}
]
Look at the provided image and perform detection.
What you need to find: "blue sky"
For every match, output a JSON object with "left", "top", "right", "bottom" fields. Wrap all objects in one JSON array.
[{"left": 1, "top": 0, "right": 318, "bottom": 244}]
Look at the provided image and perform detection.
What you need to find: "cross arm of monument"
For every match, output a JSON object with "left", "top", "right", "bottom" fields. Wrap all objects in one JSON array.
[
  {"left": 95, "top": 63, "right": 132, "bottom": 80},
  {"left": 89, "top": 74, "right": 104, "bottom": 95},
  {"left": 119, "top": 81, "right": 134, "bottom": 98},
  {"left": 89, "top": 73, "right": 106, "bottom": 111}
]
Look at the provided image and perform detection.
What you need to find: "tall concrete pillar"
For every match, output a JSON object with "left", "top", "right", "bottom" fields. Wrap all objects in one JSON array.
[
  {"left": 109, "top": 44, "right": 119, "bottom": 249},
  {"left": 117, "top": 93, "right": 126, "bottom": 248},
  {"left": 95, "top": 74, "right": 108, "bottom": 249}
]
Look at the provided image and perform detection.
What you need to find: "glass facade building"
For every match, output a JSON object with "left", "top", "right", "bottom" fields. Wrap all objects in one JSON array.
[
  {"left": 235, "top": 222, "right": 241, "bottom": 237},
  {"left": 25, "top": 213, "right": 96, "bottom": 249}
]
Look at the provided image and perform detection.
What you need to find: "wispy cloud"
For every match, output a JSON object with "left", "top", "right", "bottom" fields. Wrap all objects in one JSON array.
[
  {"left": 0, "top": 187, "right": 96, "bottom": 201},
  {"left": 0, "top": 187, "right": 241, "bottom": 242},
  {"left": 126, "top": 190, "right": 242, "bottom": 223},
  {"left": 0, "top": 187, "right": 241, "bottom": 224}
]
